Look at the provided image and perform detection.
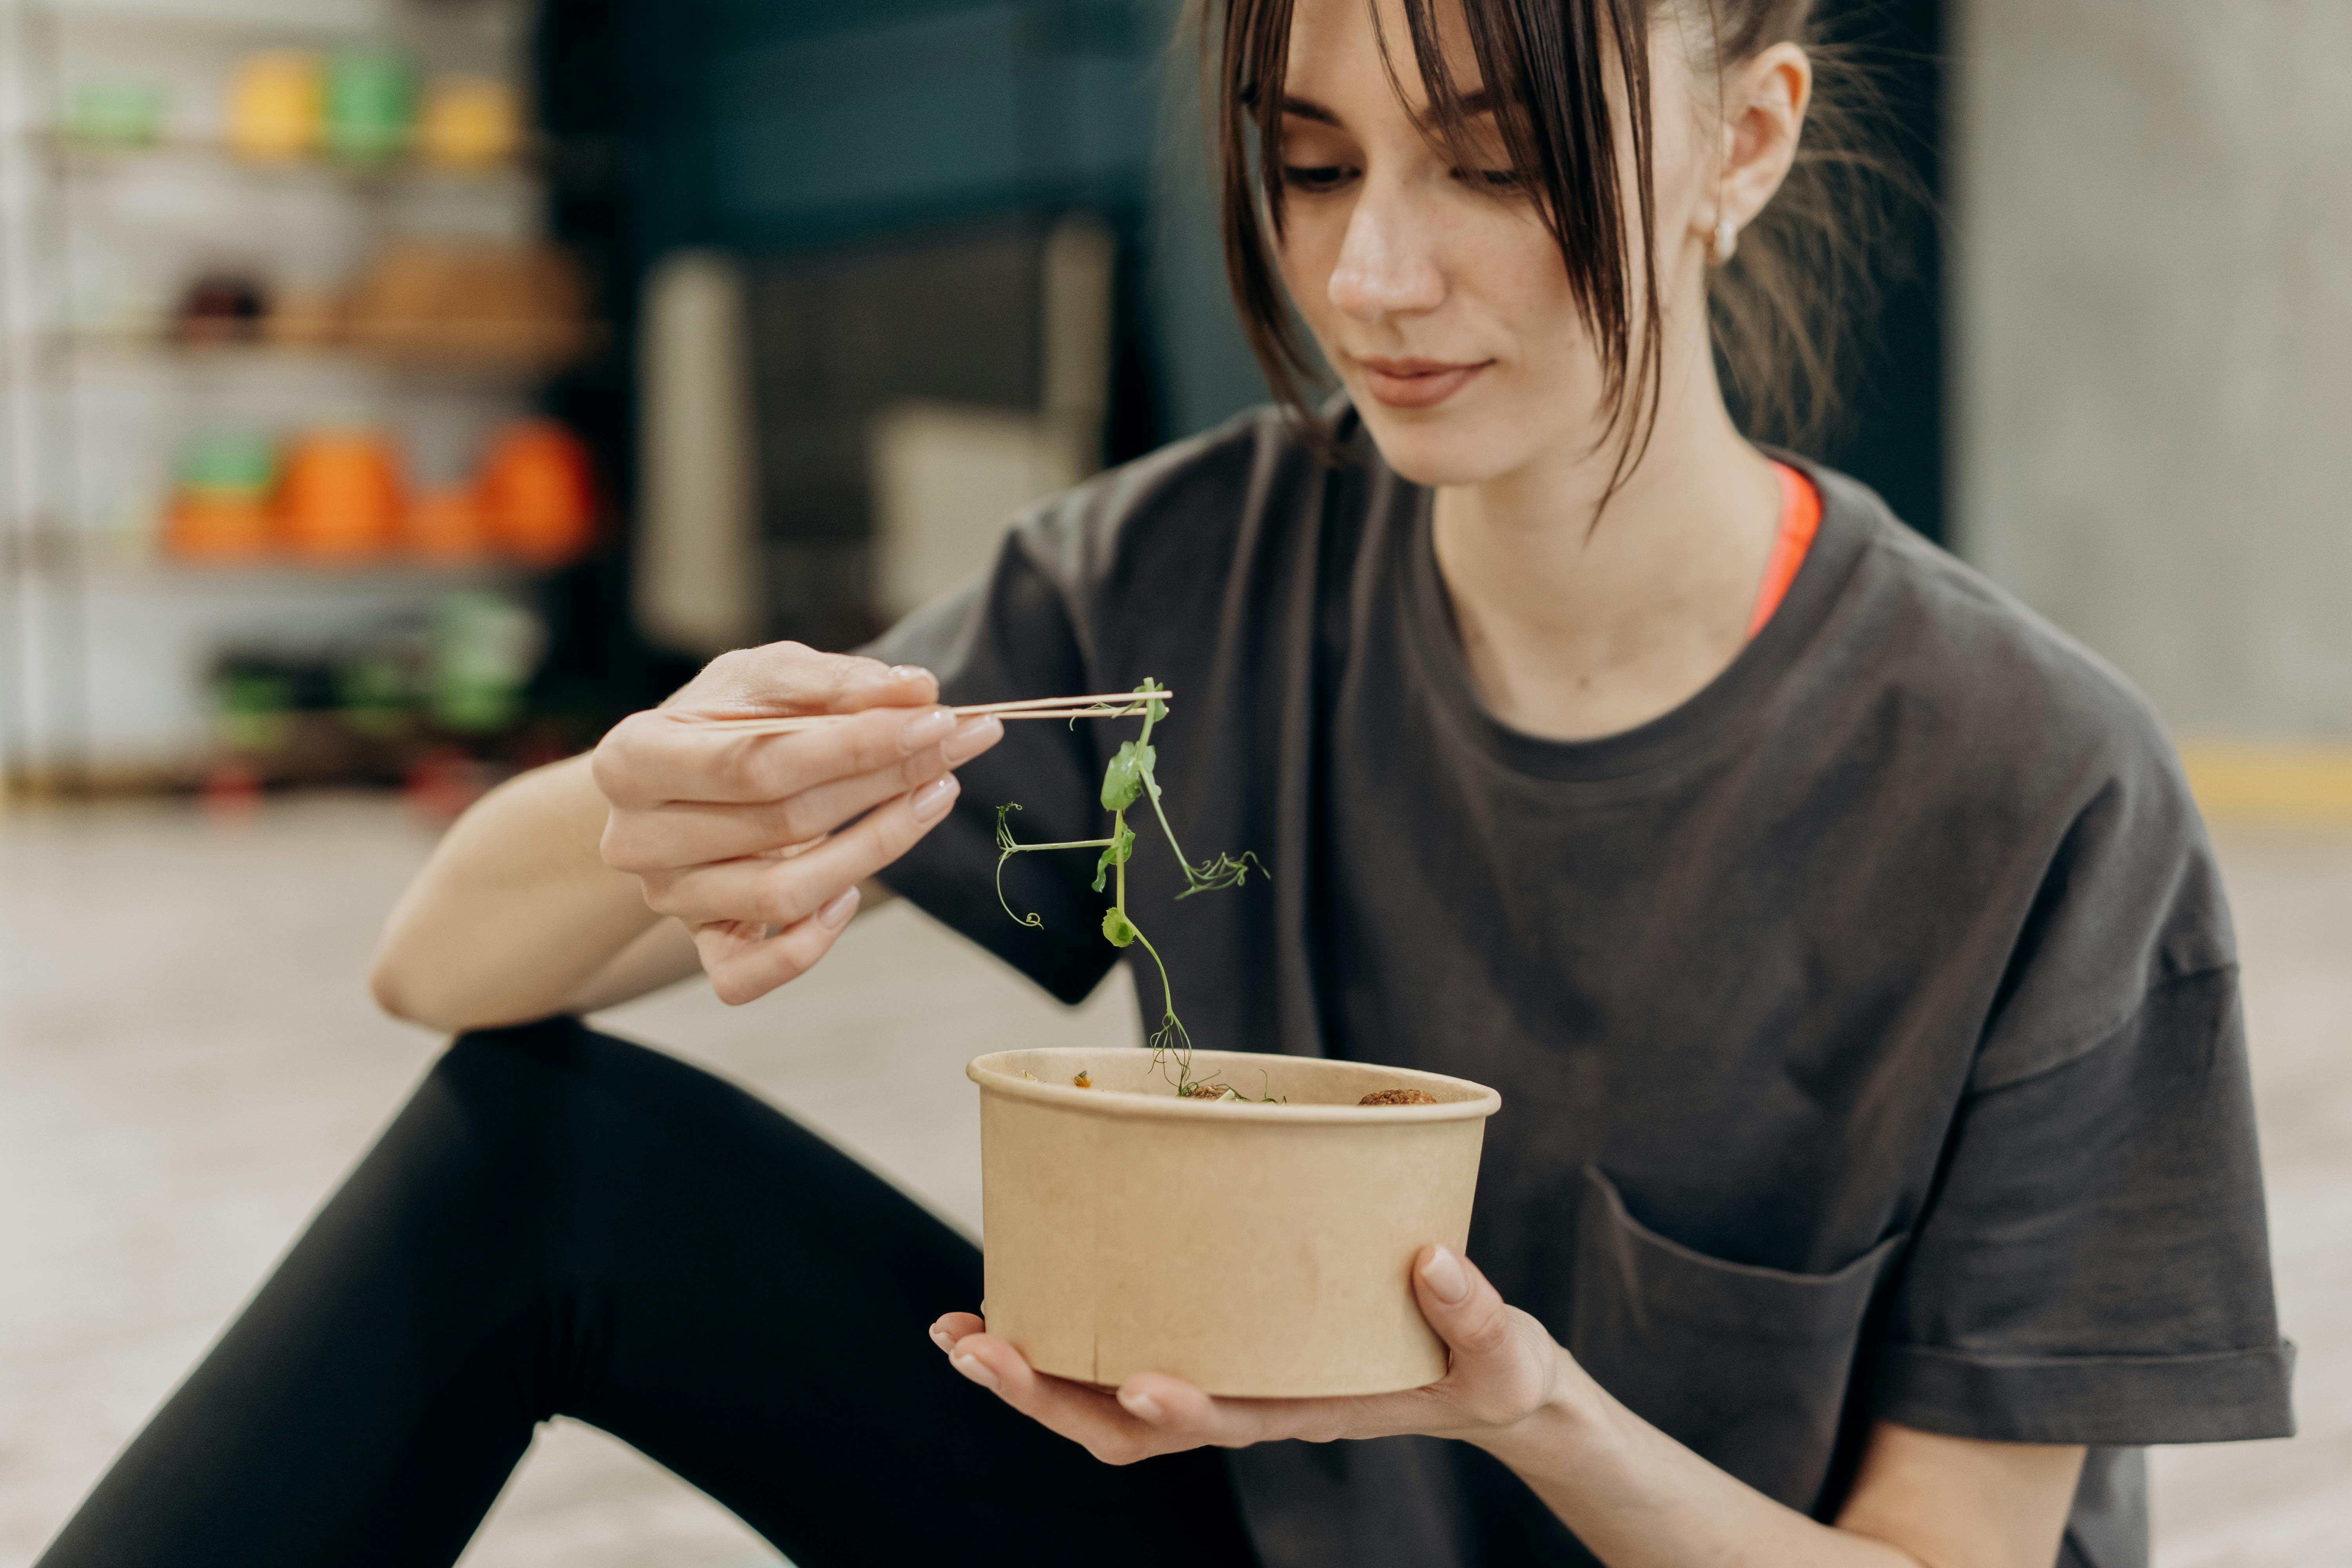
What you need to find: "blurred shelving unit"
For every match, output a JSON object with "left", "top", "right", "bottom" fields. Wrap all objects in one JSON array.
[{"left": 0, "top": 0, "right": 590, "bottom": 792}]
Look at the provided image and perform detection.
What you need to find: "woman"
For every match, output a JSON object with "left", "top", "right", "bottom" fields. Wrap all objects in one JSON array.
[{"left": 40, "top": 0, "right": 2289, "bottom": 1564}]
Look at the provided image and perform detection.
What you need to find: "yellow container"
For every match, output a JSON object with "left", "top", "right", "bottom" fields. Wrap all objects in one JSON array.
[
  {"left": 418, "top": 75, "right": 521, "bottom": 167},
  {"left": 225, "top": 51, "right": 322, "bottom": 161}
]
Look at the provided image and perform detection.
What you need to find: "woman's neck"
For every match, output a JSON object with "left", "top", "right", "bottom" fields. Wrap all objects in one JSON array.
[{"left": 1430, "top": 363, "right": 1784, "bottom": 742}]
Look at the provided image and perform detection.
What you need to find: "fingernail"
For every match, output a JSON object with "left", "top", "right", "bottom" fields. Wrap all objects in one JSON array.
[
  {"left": 816, "top": 886, "right": 860, "bottom": 929},
  {"left": 929, "top": 1322, "right": 956, "bottom": 1352},
  {"left": 911, "top": 775, "right": 960, "bottom": 822},
  {"left": 952, "top": 1353, "right": 1000, "bottom": 1391},
  {"left": 1420, "top": 1246, "right": 1470, "bottom": 1304},
  {"left": 891, "top": 664, "right": 932, "bottom": 684},
  {"left": 1117, "top": 1386, "right": 1164, "bottom": 1422},
  {"left": 898, "top": 707, "right": 955, "bottom": 754},
  {"left": 940, "top": 715, "right": 1002, "bottom": 764}
]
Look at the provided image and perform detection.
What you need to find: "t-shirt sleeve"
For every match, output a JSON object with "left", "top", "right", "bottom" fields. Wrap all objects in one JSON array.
[
  {"left": 858, "top": 514, "right": 1124, "bottom": 1005},
  {"left": 1869, "top": 749, "right": 2296, "bottom": 1446}
]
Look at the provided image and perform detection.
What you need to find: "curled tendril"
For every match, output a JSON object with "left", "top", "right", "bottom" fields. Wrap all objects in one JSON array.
[
  {"left": 992, "top": 804, "right": 1044, "bottom": 928},
  {"left": 1175, "top": 849, "right": 1267, "bottom": 899}
]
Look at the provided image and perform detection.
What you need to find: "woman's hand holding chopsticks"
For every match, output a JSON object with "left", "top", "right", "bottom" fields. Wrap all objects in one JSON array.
[{"left": 593, "top": 643, "right": 1005, "bottom": 1004}]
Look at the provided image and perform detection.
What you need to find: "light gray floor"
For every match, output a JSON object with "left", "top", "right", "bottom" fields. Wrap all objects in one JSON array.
[{"left": 0, "top": 795, "right": 2343, "bottom": 1566}]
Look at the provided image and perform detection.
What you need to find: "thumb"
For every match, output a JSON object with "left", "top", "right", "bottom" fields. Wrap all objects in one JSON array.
[{"left": 1411, "top": 1245, "right": 1517, "bottom": 1364}]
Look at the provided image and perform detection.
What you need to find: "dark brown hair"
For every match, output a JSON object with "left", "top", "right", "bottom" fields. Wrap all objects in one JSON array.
[{"left": 1207, "top": 0, "right": 1903, "bottom": 478}]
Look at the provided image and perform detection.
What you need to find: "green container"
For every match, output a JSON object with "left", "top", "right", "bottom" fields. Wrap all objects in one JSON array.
[
  {"left": 179, "top": 432, "right": 278, "bottom": 499},
  {"left": 430, "top": 591, "right": 543, "bottom": 735},
  {"left": 337, "top": 652, "right": 414, "bottom": 740},
  {"left": 214, "top": 671, "right": 295, "bottom": 755},
  {"left": 322, "top": 49, "right": 413, "bottom": 163},
  {"left": 66, "top": 82, "right": 165, "bottom": 147}
]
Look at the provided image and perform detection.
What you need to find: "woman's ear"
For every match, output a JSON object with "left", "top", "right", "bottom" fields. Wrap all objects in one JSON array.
[{"left": 1712, "top": 42, "right": 1812, "bottom": 249}]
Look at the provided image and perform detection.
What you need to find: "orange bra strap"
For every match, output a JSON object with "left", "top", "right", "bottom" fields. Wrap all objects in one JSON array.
[{"left": 1748, "top": 461, "right": 1823, "bottom": 639}]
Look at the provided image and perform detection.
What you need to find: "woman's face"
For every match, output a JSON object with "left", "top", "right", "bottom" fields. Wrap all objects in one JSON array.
[{"left": 1274, "top": 0, "right": 1717, "bottom": 489}]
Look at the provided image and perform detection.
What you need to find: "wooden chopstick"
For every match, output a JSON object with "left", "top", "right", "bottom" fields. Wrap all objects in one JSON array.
[{"left": 687, "top": 691, "right": 1173, "bottom": 738}]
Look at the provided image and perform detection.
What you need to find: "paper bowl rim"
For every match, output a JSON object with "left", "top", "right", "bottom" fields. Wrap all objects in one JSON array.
[{"left": 966, "top": 1047, "right": 1501, "bottom": 1124}]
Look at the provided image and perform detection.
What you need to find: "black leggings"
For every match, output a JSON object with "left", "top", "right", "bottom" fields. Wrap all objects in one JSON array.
[{"left": 38, "top": 1018, "right": 1258, "bottom": 1568}]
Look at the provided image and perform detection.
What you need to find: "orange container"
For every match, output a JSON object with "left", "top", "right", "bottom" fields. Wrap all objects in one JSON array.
[
  {"left": 279, "top": 430, "right": 405, "bottom": 559},
  {"left": 165, "top": 495, "right": 275, "bottom": 559},
  {"left": 406, "top": 484, "right": 491, "bottom": 560},
  {"left": 479, "top": 419, "right": 594, "bottom": 565}
]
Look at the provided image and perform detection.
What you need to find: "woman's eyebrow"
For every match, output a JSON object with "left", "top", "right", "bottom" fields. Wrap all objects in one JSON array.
[{"left": 1279, "top": 88, "right": 1504, "bottom": 130}]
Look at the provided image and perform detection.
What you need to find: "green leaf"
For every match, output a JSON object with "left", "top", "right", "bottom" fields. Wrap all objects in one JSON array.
[
  {"left": 1100, "top": 739, "right": 1154, "bottom": 811},
  {"left": 1090, "top": 820, "right": 1135, "bottom": 893},
  {"left": 1101, "top": 907, "right": 1140, "bottom": 947},
  {"left": 1132, "top": 737, "right": 1165, "bottom": 802}
]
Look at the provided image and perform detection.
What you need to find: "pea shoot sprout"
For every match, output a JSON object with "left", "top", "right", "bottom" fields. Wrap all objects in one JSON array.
[{"left": 993, "top": 679, "right": 1267, "bottom": 1098}]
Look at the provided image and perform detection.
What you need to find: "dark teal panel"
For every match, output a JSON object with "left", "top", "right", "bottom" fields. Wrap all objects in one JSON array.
[
  {"left": 721, "top": 74, "right": 1038, "bottom": 216},
  {"left": 709, "top": 6, "right": 1140, "bottom": 213},
  {"left": 616, "top": 0, "right": 1268, "bottom": 439}
]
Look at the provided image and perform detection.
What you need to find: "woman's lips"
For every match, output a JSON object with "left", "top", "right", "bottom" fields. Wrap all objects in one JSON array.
[{"left": 1356, "top": 356, "right": 1493, "bottom": 410}]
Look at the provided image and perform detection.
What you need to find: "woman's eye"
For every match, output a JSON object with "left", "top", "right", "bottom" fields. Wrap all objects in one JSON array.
[
  {"left": 1280, "top": 164, "right": 1354, "bottom": 192},
  {"left": 1455, "top": 166, "right": 1525, "bottom": 192}
]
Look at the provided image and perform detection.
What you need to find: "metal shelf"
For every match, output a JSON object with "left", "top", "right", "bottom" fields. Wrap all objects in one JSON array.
[
  {"left": 48, "top": 327, "right": 599, "bottom": 379},
  {"left": 86, "top": 554, "right": 547, "bottom": 588},
  {"left": 7, "top": 525, "right": 549, "bottom": 586},
  {"left": 37, "top": 129, "right": 538, "bottom": 185},
  {"left": 32, "top": 0, "right": 388, "bottom": 38}
]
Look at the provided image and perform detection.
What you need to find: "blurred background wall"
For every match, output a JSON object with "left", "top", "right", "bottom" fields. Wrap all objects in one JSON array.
[{"left": 1956, "top": 0, "right": 2352, "bottom": 744}]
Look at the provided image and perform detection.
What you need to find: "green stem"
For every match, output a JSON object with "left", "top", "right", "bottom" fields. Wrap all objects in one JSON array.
[
  {"left": 1130, "top": 922, "right": 1170, "bottom": 1010},
  {"left": 1144, "top": 784, "right": 1193, "bottom": 877},
  {"left": 1127, "top": 684, "right": 1197, "bottom": 875},
  {"left": 1127, "top": 923, "right": 1193, "bottom": 1088},
  {"left": 1113, "top": 807, "right": 1128, "bottom": 911}
]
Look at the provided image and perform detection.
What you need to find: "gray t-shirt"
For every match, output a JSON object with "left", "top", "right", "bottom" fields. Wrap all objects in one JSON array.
[{"left": 868, "top": 405, "right": 2292, "bottom": 1567}]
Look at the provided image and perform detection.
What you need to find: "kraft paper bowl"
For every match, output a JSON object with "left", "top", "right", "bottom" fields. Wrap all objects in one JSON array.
[{"left": 967, "top": 1046, "right": 1501, "bottom": 1398}]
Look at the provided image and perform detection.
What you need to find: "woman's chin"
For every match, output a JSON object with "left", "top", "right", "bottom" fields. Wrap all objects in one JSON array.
[{"left": 1354, "top": 410, "right": 1525, "bottom": 490}]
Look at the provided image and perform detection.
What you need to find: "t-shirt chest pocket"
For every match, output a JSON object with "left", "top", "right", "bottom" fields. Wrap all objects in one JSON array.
[{"left": 1568, "top": 1164, "right": 1907, "bottom": 1512}]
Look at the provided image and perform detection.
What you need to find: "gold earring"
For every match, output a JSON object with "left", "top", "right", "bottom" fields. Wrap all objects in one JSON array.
[{"left": 1711, "top": 215, "right": 1739, "bottom": 266}]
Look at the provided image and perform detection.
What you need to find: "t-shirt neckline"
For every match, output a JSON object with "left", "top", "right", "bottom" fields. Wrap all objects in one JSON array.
[{"left": 1396, "top": 450, "right": 1871, "bottom": 786}]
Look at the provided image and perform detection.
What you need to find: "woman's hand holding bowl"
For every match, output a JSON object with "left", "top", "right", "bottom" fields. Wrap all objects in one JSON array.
[{"left": 930, "top": 1243, "right": 1568, "bottom": 1464}]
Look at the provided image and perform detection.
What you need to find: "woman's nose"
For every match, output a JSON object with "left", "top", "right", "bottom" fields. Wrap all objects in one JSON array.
[{"left": 1326, "top": 182, "right": 1447, "bottom": 322}]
